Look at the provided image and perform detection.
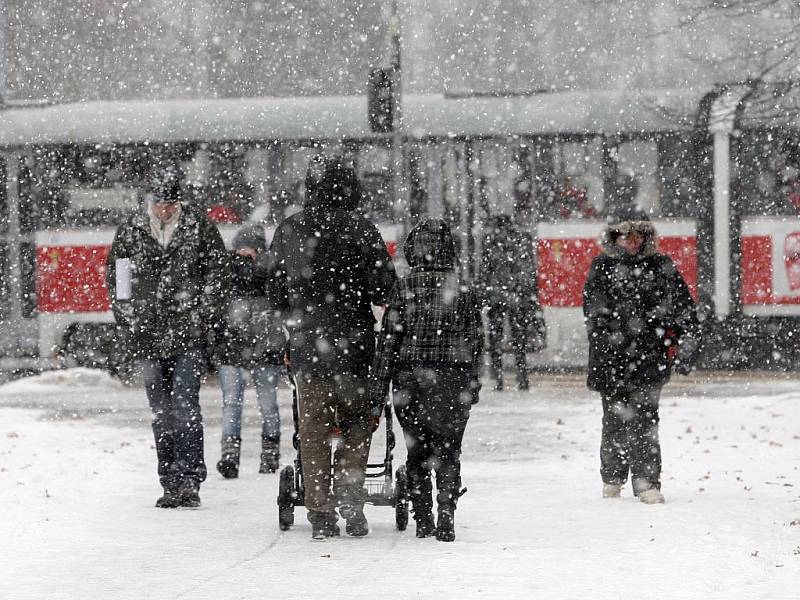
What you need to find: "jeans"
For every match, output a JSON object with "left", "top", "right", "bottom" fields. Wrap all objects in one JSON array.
[
  {"left": 140, "top": 349, "right": 207, "bottom": 489},
  {"left": 219, "top": 364, "right": 282, "bottom": 441},
  {"left": 600, "top": 386, "right": 662, "bottom": 493}
]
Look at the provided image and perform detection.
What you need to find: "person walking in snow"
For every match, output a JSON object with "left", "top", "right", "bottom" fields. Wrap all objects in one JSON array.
[
  {"left": 212, "top": 224, "right": 287, "bottom": 479},
  {"left": 369, "top": 218, "right": 484, "bottom": 542},
  {"left": 583, "top": 208, "right": 699, "bottom": 504},
  {"left": 481, "top": 214, "right": 542, "bottom": 391},
  {"left": 106, "top": 171, "right": 230, "bottom": 508},
  {"left": 266, "top": 155, "right": 397, "bottom": 539}
]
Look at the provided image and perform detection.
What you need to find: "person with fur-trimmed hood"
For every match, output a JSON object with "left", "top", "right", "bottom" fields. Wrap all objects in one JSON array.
[
  {"left": 369, "top": 217, "right": 484, "bottom": 542},
  {"left": 583, "top": 208, "right": 699, "bottom": 505}
]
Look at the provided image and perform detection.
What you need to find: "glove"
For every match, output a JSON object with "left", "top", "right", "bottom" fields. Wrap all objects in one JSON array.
[
  {"left": 469, "top": 379, "right": 481, "bottom": 405},
  {"left": 368, "top": 404, "right": 383, "bottom": 432}
]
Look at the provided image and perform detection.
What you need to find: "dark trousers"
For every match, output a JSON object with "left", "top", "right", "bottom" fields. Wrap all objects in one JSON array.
[
  {"left": 141, "top": 349, "right": 207, "bottom": 489},
  {"left": 393, "top": 365, "right": 472, "bottom": 512},
  {"left": 600, "top": 386, "right": 662, "bottom": 493},
  {"left": 487, "top": 300, "right": 528, "bottom": 383}
]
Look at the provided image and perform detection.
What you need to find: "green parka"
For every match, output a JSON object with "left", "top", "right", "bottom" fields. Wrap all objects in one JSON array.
[{"left": 105, "top": 207, "right": 231, "bottom": 359}]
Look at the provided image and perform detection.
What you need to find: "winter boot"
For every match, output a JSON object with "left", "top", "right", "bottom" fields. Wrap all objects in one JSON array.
[
  {"left": 435, "top": 503, "right": 456, "bottom": 542},
  {"left": 259, "top": 437, "right": 280, "bottom": 474},
  {"left": 639, "top": 488, "right": 665, "bottom": 504},
  {"left": 409, "top": 469, "right": 435, "bottom": 538},
  {"left": 310, "top": 512, "right": 340, "bottom": 540},
  {"left": 177, "top": 479, "right": 201, "bottom": 508},
  {"left": 338, "top": 488, "right": 369, "bottom": 537},
  {"left": 602, "top": 483, "right": 622, "bottom": 498},
  {"left": 155, "top": 486, "right": 181, "bottom": 508},
  {"left": 216, "top": 436, "right": 241, "bottom": 479}
]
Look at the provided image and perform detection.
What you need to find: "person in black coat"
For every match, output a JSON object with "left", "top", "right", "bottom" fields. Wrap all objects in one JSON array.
[
  {"left": 583, "top": 209, "right": 699, "bottom": 504},
  {"left": 481, "top": 214, "right": 543, "bottom": 391},
  {"left": 266, "top": 155, "right": 397, "bottom": 539},
  {"left": 213, "top": 224, "right": 287, "bottom": 479},
  {"left": 369, "top": 218, "right": 484, "bottom": 542}
]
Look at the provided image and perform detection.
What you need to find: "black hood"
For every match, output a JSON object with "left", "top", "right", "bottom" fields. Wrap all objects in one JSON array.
[
  {"left": 304, "top": 155, "right": 363, "bottom": 212},
  {"left": 404, "top": 217, "right": 457, "bottom": 271}
]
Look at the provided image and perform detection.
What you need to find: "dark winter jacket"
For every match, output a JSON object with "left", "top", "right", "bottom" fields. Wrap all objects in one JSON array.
[
  {"left": 583, "top": 218, "right": 699, "bottom": 394},
  {"left": 213, "top": 225, "right": 286, "bottom": 369},
  {"left": 368, "top": 218, "right": 484, "bottom": 412},
  {"left": 106, "top": 206, "right": 231, "bottom": 359},
  {"left": 480, "top": 214, "right": 537, "bottom": 306},
  {"left": 266, "top": 158, "right": 397, "bottom": 377}
]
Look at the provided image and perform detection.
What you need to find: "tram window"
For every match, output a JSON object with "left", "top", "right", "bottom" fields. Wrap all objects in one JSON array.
[
  {"left": 611, "top": 140, "right": 659, "bottom": 217},
  {"left": 544, "top": 138, "right": 604, "bottom": 221},
  {"left": 736, "top": 130, "right": 800, "bottom": 216},
  {"left": 658, "top": 135, "right": 698, "bottom": 218}
]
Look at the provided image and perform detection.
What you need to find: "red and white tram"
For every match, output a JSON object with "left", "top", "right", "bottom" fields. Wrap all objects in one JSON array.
[{"left": 0, "top": 86, "right": 798, "bottom": 373}]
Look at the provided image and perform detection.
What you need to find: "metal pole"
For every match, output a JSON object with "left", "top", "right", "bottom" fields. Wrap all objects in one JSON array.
[
  {"left": 389, "top": 0, "right": 406, "bottom": 235},
  {"left": 4, "top": 153, "right": 22, "bottom": 356},
  {"left": 708, "top": 94, "right": 738, "bottom": 320},
  {"left": 0, "top": 0, "right": 6, "bottom": 102}
]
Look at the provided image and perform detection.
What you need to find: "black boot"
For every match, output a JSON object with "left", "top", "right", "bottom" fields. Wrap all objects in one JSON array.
[
  {"left": 155, "top": 486, "right": 180, "bottom": 508},
  {"left": 178, "top": 479, "right": 201, "bottom": 508},
  {"left": 435, "top": 485, "right": 465, "bottom": 542},
  {"left": 216, "top": 436, "right": 241, "bottom": 479},
  {"left": 311, "top": 512, "right": 340, "bottom": 540},
  {"left": 436, "top": 503, "right": 455, "bottom": 542},
  {"left": 259, "top": 437, "right": 280, "bottom": 474},
  {"left": 337, "top": 488, "right": 369, "bottom": 537},
  {"left": 409, "top": 469, "right": 435, "bottom": 538}
]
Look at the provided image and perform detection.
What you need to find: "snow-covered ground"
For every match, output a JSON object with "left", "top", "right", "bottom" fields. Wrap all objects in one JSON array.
[{"left": 1, "top": 368, "right": 799, "bottom": 599}]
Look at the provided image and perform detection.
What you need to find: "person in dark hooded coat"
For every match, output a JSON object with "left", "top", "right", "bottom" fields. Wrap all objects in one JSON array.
[
  {"left": 369, "top": 217, "right": 484, "bottom": 542},
  {"left": 480, "top": 214, "right": 542, "bottom": 391},
  {"left": 583, "top": 209, "right": 699, "bottom": 504},
  {"left": 266, "top": 155, "right": 397, "bottom": 539}
]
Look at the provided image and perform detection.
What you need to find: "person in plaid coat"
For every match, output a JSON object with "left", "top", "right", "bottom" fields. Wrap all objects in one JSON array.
[{"left": 369, "top": 217, "right": 484, "bottom": 542}]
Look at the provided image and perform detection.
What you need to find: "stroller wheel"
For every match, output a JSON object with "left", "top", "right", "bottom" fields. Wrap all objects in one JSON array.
[
  {"left": 278, "top": 465, "right": 296, "bottom": 531},
  {"left": 394, "top": 465, "right": 409, "bottom": 531}
]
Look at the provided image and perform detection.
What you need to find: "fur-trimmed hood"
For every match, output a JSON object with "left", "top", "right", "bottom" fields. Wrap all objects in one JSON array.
[{"left": 601, "top": 218, "right": 658, "bottom": 259}]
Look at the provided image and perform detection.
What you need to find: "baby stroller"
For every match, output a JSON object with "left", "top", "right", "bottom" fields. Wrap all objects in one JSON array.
[{"left": 277, "top": 372, "right": 409, "bottom": 532}]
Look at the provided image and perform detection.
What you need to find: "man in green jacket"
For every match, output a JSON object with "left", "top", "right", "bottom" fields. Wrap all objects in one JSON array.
[{"left": 106, "top": 174, "right": 230, "bottom": 508}]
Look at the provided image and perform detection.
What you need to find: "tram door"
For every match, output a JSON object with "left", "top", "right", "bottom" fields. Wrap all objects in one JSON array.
[{"left": 0, "top": 153, "right": 39, "bottom": 359}]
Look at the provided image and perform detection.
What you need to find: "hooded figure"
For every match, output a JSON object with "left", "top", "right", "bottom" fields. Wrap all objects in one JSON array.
[
  {"left": 369, "top": 217, "right": 484, "bottom": 542},
  {"left": 480, "top": 214, "right": 542, "bottom": 390},
  {"left": 266, "top": 155, "right": 396, "bottom": 539},
  {"left": 582, "top": 210, "right": 699, "bottom": 504}
]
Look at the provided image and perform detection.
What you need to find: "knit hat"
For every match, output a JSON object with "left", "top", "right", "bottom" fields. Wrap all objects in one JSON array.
[{"left": 232, "top": 224, "right": 267, "bottom": 254}]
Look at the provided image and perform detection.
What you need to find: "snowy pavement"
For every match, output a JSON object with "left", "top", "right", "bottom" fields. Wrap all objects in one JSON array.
[{"left": 1, "top": 369, "right": 799, "bottom": 599}]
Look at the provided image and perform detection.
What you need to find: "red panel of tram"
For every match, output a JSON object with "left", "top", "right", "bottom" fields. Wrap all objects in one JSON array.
[
  {"left": 37, "top": 246, "right": 111, "bottom": 313},
  {"left": 537, "top": 236, "right": 698, "bottom": 307}
]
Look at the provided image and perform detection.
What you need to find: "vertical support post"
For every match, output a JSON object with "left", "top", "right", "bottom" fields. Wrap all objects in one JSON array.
[
  {"left": 708, "top": 94, "right": 738, "bottom": 320},
  {"left": 389, "top": 0, "right": 406, "bottom": 237},
  {"left": 3, "top": 152, "right": 21, "bottom": 356}
]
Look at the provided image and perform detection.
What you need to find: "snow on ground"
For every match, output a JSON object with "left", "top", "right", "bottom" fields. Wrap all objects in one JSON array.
[{"left": 1, "top": 369, "right": 799, "bottom": 599}]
